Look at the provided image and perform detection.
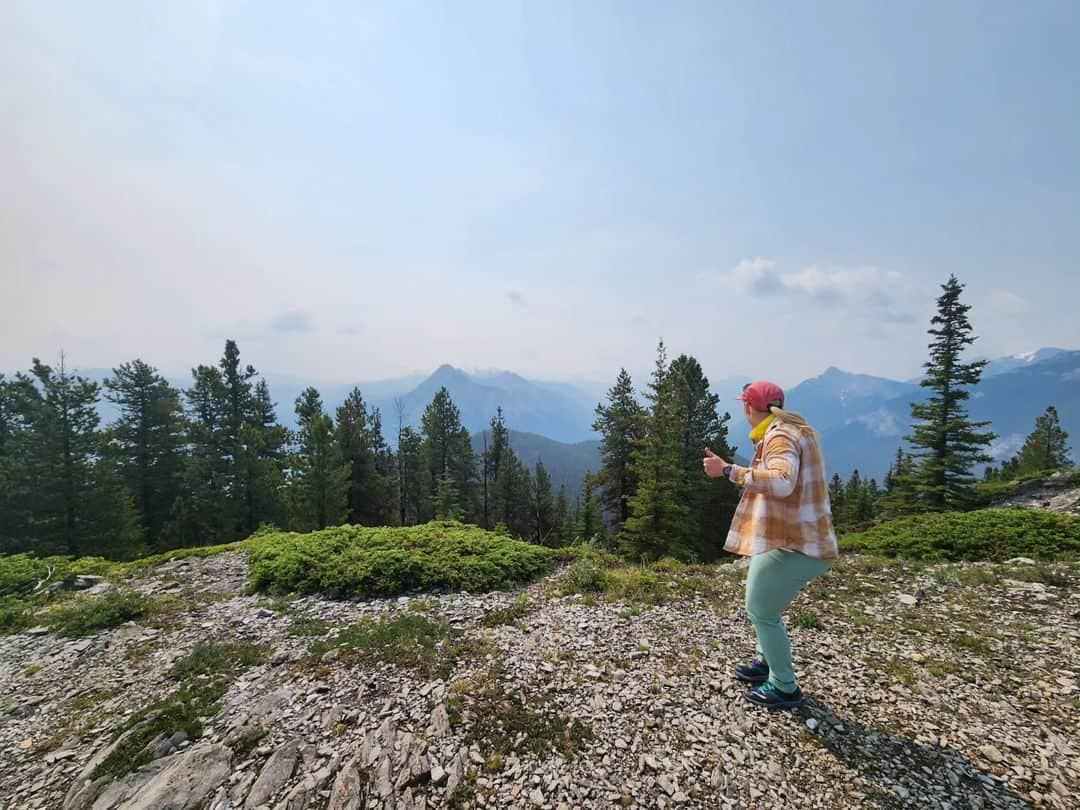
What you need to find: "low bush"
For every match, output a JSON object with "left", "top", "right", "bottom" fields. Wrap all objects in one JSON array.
[
  {"left": 839, "top": 509, "right": 1080, "bottom": 561},
  {"left": 247, "top": 521, "right": 554, "bottom": 599},
  {"left": 47, "top": 589, "right": 156, "bottom": 637}
]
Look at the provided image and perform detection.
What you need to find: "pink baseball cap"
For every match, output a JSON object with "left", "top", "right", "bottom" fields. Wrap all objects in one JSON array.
[{"left": 737, "top": 381, "right": 785, "bottom": 411}]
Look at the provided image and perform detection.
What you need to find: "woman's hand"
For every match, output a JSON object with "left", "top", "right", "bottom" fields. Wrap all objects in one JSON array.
[{"left": 702, "top": 448, "right": 729, "bottom": 478}]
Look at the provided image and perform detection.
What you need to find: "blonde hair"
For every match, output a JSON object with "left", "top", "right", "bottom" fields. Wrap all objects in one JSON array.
[{"left": 768, "top": 405, "right": 811, "bottom": 429}]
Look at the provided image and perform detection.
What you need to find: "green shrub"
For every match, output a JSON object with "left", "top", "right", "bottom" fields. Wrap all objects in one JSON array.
[
  {"left": 0, "top": 553, "right": 118, "bottom": 594},
  {"left": 247, "top": 521, "right": 554, "bottom": 599},
  {"left": 169, "top": 640, "right": 265, "bottom": 681},
  {"left": 308, "top": 614, "right": 486, "bottom": 679},
  {"left": 482, "top": 596, "right": 533, "bottom": 627},
  {"left": 564, "top": 558, "right": 605, "bottom": 593},
  {"left": 47, "top": 589, "right": 155, "bottom": 637},
  {"left": 0, "top": 596, "right": 33, "bottom": 634},
  {"left": 792, "top": 610, "right": 823, "bottom": 630},
  {"left": 839, "top": 509, "right": 1080, "bottom": 561},
  {"left": 452, "top": 664, "right": 593, "bottom": 762},
  {"left": 92, "top": 639, "right": 264, "bottom": 781}
]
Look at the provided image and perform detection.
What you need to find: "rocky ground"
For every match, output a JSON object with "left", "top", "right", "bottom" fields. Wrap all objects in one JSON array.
[
  {"left": 1, "top": 550, "right": 1078, "bottom": 810},
  {"left": 993, "top": 472, "right": 1080, "bottom": 516}
]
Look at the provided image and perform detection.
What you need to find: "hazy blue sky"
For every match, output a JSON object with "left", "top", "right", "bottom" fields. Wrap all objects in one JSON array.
[{"left": 3, "top": 1, "right": 1078, "bottom": 388}]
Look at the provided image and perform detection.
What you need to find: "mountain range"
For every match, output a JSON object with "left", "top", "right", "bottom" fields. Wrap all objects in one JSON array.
[{"left": 14, "top": 347, "right": 1077, "bottom": 494}]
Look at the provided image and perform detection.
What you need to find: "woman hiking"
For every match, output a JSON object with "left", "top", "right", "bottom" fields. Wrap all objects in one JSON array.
[{"left": 702, "top": 380, "right": 839, "bottom": 709}]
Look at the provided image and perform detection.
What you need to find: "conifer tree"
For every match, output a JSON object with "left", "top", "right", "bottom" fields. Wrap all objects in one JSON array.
[
  {"left": 592, "top": 369, "right": 645, "bottom": 533},
  {"left": 1012, "top": 406, "right": 1072, "bottom": 475},
  {"left": 828, "top": 473, "right": 845, "bottom": 515},
  {"left": 0, "top": 373, "right": 41, "bottom": 551},
  {"left": 531, "top": 458, "right": 556, "bottom": 545},
  {"left": 621, "top": 341, "right": 692, "bottom": 560},
  {"left": 553, "top": 483, "right": 570, "bottom": 547},
  {"left": 420, "top": 387, "right": 476, "bottom": 522},
  {"left": 907, "top": 275, "right": 995, "bottom": 509},
  {"left": 882, "top": 447, "right": 918, "bottom": 518},
  {"left": 6, "top": 358, "right": 141, "bottom": 557},
  {"left": 669, "top": 354, "right": 739, "bottom": 562},
  {"left": 397, "top": 427, "right": 423, "bottom": 525},
  {"left": 575, "top": 473, "right": 606, "bottom": 546},
  {"left": 336, "top": 388, "right": 396, "bottom": 525},
  {"left": 288, "top": 387, "right": 348, "bottom": 531},
  {"left": 103, "top": 360, "right": 186, "bottom": 544}
]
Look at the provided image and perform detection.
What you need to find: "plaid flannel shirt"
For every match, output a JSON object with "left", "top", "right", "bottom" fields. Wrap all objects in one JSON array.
[{"left": 723, "top": 419, "right": 839, "bottom": 559}]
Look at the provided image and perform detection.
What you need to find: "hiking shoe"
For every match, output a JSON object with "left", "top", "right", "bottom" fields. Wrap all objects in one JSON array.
[
  {"left": 732, "top": 657, "right": 769, "bottom": 684},
  {"left": 744, "top": 681, "right": 804, "bottom": 710}
]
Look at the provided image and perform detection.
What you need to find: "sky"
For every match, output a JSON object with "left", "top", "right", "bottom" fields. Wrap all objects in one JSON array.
[{"left": 3, "top": 1, "right": 1079, "bottom": 389}]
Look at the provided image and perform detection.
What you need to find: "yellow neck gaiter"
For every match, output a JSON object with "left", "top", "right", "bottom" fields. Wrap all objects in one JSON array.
[{"left": 749, "top": 414, "right": 776, "bottom": 443}]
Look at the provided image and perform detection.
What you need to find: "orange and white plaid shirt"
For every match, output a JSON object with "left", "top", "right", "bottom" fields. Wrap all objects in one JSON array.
[{"left": 723, "top": 419, "right": 839, "bottom": 559}]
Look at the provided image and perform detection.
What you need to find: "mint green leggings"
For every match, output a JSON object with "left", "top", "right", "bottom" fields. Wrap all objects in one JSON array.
[{"left": 745, "top": 548, "right": 834, "bottom": 691}]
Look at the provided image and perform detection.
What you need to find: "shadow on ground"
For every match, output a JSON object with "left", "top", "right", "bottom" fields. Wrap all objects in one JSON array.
[{"left": 788, "top": 695, "right": 1034, "bottom": 809}]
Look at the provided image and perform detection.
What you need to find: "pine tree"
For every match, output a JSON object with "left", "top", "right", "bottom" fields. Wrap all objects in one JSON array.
[
  {"left": 484, "top": 408, "right": 511, "bottom": 527},
  {"left": 103, "top": 360, "right": 186, "bottom": 545},
  {"left": 433, "top": 469, "right": 464, "bottom": 520},
  {"left": 165, "top": 341, "right": 287, "bottom": 545},
  {"left": 288, "top": 388, "right": 348, "bottom": 531},
  {"left": 828, "top": 473, "right": 845, "bottom": 516},
  {"left": 575, "top": 473, "right": 606, "bottom": 547},
  {"left": 397, "top": 427, "right": 423, "bottom": 525},
  {"left": 1012, "top": 406, "right": 1072, "bottom": 476},
  {"left": 336, "top": 388, "right": 396, "bottom": 526},
  {"left": 621, "top": 341, "right": 693, "bottom": 561},
  {"left": 165, "top": 364, "right": 233, "bottom": 546},
  {"left": 669, "top": 354, "right": 739, "bottom": 562},
  {"left": 496, "top": 442, "right": 534, "bottom": 539},
  {"left": 553, "top": 484, "right": 570, "bottom": 547},
  {"left": 592, "top": 369, "right": 645, "bottom": 534},
  {"left": 0, "top": 373, "right": 40, "bottom": 551},
  {"left": 4, "top": 358, "right": 141, "bottom": 557},
  {"left": 419, "top": 388, "right": 476, "bottom": 522},
  {"left": 865, "top": 479, "right": 881, "bottom": 522},
  {"left": 882, "top": 447, "right": 917, "bottom": 518},
  {"left": 531, "top": 458, "right": 556, "bottom": 545},
  {"left": 907, "top": 275, "right": 996, "bottom": 509},
  {"left": 843, "top": 470, "right": 863, "bottom": 526},
  {"left": 234, "top": 367, "right": 288, "bottom": 535}
]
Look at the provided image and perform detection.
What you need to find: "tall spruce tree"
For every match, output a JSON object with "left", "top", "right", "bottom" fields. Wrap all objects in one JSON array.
[
  {"left": 1012, "top": 406, "right": 1072, "bottom": 475},
  {"left": 828, "top": 473, "right": 845, "bottom": 515},
  {"left": 419, "top": 388, "right": 476, "bottom": 522},
  {"left": 553, "top": 483, "right": 570, "bottom": 547},
  {"left": 882, "top": 447, "right": 917, "bottom": 518},
  {"left": 336, "top": 388, "right": 396, "bottom": 526},
  {"left": 165, "top": 364, "right": 233, "bottom": 546},
  {"left": 592, "top": 369, "right": 645, "bottom": 534},
  {"left": 575, "top": 473, "right": 606, "bottom": 546},
  {"left": 484, "top": 408, "right": 511, "bottom": 527},
  {"left": 166, "top": 341, "right": 286, "bottom": 544},
  {"left": 621, "top": 341, "right": 693, "bottom": 561},
  {"left": 288, "top": 388, "right": 348, "bottom": 531},
  {"left": 234, "top": 371, "right": 288, "bottom": 535},
  {"left": 103, "top": 360, "right": 186, "bottom": 545},
  {"left": 669, "top": 354, "right": 739, "bottom": 562},
  {"left": 530, "top": 458, "right": 556, "bottom": 545},
  {"left": 0, "top": 373, "right": 41, "bottom": 551},
  {"left": 498, "top": 442, "right": 534, "bottom": 539},
  {"left": 397, "top": 427, "right": 423, "bottom": 525},
  {"left": 907, "top": 275, "right": 995, "bottom": 509},
  {"left": 5, "top": 358, "right": 140, "bottom": 557}
]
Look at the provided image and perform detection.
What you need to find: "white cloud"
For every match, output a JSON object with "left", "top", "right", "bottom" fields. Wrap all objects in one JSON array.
[
  {"left": 705, "top": 259, "right": 925, "bottom": 317},
  {"left": 985, "top": 289, "right": 1032, "bottom": 316}
]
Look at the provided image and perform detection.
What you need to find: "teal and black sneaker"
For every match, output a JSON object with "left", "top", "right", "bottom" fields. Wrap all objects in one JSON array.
[
  {"left": 731, "top": 657, "right": 769, "bottom": 685},
  {"left": 744, "top": 681, "right": 804, "bottom": 710}
]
